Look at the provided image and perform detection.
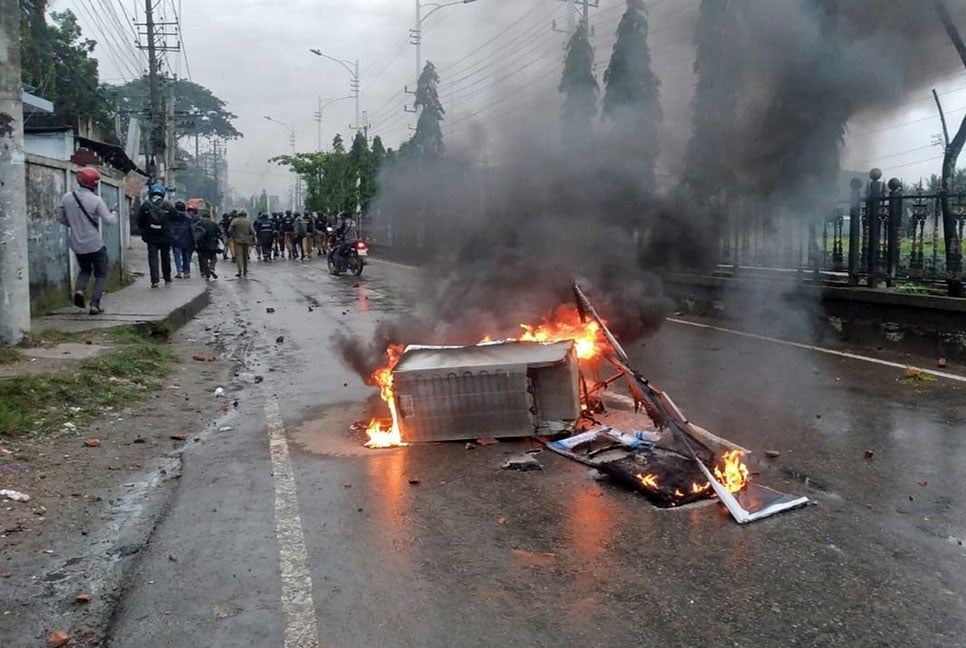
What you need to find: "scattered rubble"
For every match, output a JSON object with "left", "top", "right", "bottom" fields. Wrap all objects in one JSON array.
[
  {"left": 266, "top": 307, "right": 276, "bottom": 314},
  {"left": 765, "top": 450, "right": 781, "bottom": 459},
  {"left": 47, "top": 630, "right": 69, "bottom": 648},
  {"left": 501, "top": 455, "right": 543, "bottom": 471},
  {"left": 1, "top": 489, "right": 31, "bottom": 502},
  {"left": 937, "top": 357, "right": 947, "bottom": 368},
  {"left": 75, "top": 593, "right": 92, "bottom": 604},
  {"left": 864, "top": 450, "right": 875, "bottom": 460},
  {"left": 83, "top": 439, "right": 102, "bottom": 448},
  {"left": 276, "top": 336, "right": 285, "bottom": 344}
]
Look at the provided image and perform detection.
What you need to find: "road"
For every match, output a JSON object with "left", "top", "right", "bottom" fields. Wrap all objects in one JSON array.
[{"left": 106, "top": 254, "right": 966, "bottom": 648}]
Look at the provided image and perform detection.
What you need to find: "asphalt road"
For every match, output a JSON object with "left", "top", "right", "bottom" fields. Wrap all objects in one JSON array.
[{"left": 106, "top": 254, "right": 966, "bottom": 648}]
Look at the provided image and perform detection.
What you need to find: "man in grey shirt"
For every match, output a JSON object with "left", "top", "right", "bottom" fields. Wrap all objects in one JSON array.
[{"left": 57, "top": 167, "right": 118, "bottom": 314}]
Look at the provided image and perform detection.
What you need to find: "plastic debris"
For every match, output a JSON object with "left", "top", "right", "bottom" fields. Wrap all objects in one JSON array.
[
  {"left": 214, "top": 387, "right": 225, "bottom": 398},
  {"left": 83, "top": 439, "right": 101, "bottom": 448},
  {"left": 501, "top": 454, "right": 543, "bottom": 471},
  {"left": 0, "top": 489, "right": 31, "bottom": 502}
]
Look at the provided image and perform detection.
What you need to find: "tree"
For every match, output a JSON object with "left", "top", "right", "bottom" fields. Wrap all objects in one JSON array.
[
  {"left": 559, "top": 21, "right": 598, "bottom": 146},
  {"left": 20, "top": 4, "right": 112, "bottom": 135},
  {"left": 103, "top": 77, "right": 242, "bottom": 142},
  {"left": 408, "top": 61, "right": 446, "bottom": 159},
  {"left": 680, "top": 0, "right": 740, "bottom": 199},
  {"left": 934, "top": 0, "right": 965, "bottom": 296},
  {"left": 602, "top": 0, "right": 662, "bottom": 190}
]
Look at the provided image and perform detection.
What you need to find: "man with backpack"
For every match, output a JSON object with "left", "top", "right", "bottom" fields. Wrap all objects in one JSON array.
[
  {"left": 170, "top": 201, "right": 195, "bottom": 279},
  {"left": 193, "top": 210, "right": 223, "bottom": 280},
  {"left": 57, "top": 167, "right": 117, "bottom": 314},
  {"left": 136, "top": 184, "right": 176, "bottom": 288}
]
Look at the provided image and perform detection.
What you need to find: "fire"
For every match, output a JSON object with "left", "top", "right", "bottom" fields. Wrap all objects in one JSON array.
[
  {"left": 636, "top": 473, "right": 660, "bottom": 490},
  {"left": 364, "top": 344, "right": 406, "bottom": 448},
  {"left": 483, "top": 307, "right": 607, "bottom": 361},
  {"left": 713, "top": 450, "right": 750, "bottom": 494},
  {"left": 691, "top": 481, "right": 711, "bottom": 495}
]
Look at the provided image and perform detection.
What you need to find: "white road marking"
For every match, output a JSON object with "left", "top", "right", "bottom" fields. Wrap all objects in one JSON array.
[
  {"left": 265, "top": 399, "right": 319, "bottom": 648},
  {"left": 369, "top": 258, "right": 423, "bottom": 272},
  {"left": 666, "top": 317, "right": 966, "bottom": 384}
]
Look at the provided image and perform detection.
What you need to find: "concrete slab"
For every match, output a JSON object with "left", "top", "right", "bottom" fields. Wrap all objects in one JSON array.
[{"left": 33, "top": 245, "right": 210, "bottom": 334}]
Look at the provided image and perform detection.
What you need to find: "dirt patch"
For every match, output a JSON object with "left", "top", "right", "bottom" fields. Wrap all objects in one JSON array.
[{"left": 0, "top": 335, "right": 234, "bottom": 646}]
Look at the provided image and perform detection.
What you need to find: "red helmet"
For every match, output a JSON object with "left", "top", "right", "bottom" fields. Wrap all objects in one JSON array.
[{"left": 77, "top": 167, "right": 101, "bottom": 190}]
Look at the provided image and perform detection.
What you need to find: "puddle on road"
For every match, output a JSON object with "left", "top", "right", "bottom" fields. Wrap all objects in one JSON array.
[{"left": 290, "top": 402, "right": 402, "bottom": 459}]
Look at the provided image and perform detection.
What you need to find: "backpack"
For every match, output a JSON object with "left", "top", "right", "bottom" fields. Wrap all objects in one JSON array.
[{"left": 143, "top": 202, "right": 166, "bottom": 231}]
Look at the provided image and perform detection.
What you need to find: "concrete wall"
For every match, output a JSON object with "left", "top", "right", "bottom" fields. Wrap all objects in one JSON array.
[{"left": 24, "top": 154, "right": 131, "bottom": 310}]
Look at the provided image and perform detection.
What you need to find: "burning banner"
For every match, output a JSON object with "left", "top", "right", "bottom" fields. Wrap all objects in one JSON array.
[{"left": 359, "top": 284, "right": 809, "bottom": 524}]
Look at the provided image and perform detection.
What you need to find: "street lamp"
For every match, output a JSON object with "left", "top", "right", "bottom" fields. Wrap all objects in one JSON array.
[
  {"left": 309, "top": 49, "right": 360, "bottom": 132},
  {"left": 314, "top": 96, "right": 353, "bottom": 151},
  {"left": 412, "top": 0, "right": 478, "bottom": 82},
  {"left": 264, "top": 115, "right": 299, "bottom": 211}
]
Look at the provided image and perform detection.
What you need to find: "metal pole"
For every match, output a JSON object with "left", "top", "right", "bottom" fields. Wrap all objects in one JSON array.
[
  {"left": 354, "top": 59, "right": 360, "bottom": 131},
  {"left": 415, "top": 0, "right": 422, "bottom": 81},
  {"left": 145, "top": 0, "right": 162, "bottom": 179},
  {"left": 0, "top": 0, "right": 31, "bottom": 344}
]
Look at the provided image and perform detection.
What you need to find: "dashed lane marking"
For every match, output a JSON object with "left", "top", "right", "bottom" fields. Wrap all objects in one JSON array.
[
  {"left": 666, "top": 318, "right": 966, "bottom": 384},
  {"left": 265, "top": 399, "right": 319, "bottom": 648}
]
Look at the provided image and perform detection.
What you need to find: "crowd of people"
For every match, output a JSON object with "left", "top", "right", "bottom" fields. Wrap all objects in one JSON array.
[{"left": 134, "top": 184, "right": 349, "bottom": 285}]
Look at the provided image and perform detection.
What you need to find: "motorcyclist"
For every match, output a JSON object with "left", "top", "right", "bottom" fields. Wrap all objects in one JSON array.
[
  {"left": 255, "top": 212, "right": 276, "bottom": 262},
  {"left": 332, "top": 210, "right": 359, "bottom": 268}
]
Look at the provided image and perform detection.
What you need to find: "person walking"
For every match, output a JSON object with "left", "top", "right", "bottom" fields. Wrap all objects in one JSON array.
[
  {"left": 136, "top": 183, "right": 175, "bottom": 288},
  {"left": 255, "top": 212, "right": 276, "bottom": 262},
  {"left": 193, "top": 210, "right": 223, "bottom": 280},
  {"left": 228, "top": 210, "right": 256, "bottom": 277},
  {"left": 57, "top": 167, "right": 117, "bottom": 315},
  {"left": 293, "top": 212, "right": 307, "bottom": 260},
  {"left": 170, "top": 201, "right": 195, "bottom": 279}
]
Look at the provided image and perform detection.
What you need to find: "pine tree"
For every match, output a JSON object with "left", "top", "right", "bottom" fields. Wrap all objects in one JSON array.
[
  {"left": 559, "top": 21, "right": 598, "bottom": 146},
  {"left": 410, "top": 61, "right": 446, "bottom": 159},
  {"left": 680, "top": 0, "right": 740, "bottom": 198},
  {"left": 602, "top": 0, "right": 661, "bottom": 190}
]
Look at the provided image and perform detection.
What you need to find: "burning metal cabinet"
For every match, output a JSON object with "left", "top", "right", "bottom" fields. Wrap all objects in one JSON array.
[{"left": 391, "top": 341, "right": 581, "bottom": 443}]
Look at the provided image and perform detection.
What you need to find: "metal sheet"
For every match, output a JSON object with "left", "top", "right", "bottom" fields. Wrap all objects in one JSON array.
[{"left": 394, "top": 341, "right": 575, "bottom": 375}]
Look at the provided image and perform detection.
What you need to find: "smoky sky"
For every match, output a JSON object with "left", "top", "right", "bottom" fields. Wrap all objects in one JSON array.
[{"left": 336, "top": 0, "right": 966, "bottom": 379}]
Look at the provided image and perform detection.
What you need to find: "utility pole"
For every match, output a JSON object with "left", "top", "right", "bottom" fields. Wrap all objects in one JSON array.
[
  {"left": 0, "top": 0, "right": 30, "bottom": 344},
  {"left": 137, "top": 2, "right": 180, "bottom": 187},
  {"left": 554, "top": 0, "right": 597, "bottom": 34}
]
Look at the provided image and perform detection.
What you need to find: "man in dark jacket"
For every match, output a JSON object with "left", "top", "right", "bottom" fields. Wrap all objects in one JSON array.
[
  {"left": 136, "top": 184, "right": 176, "bottom": 287},
  {"left": 170, "top": 201, "right": 195, "bottom": 279},
  {"left": 255, "top": 212, "right": 276, "bottom": 262},
  {"left": 193, "top": 211, "right": 223, "bottom": 280}
]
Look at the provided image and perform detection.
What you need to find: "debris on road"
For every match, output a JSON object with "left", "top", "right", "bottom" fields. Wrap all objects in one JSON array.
[
  {"left": 266, "top": 307, "right": 276, "bottom": 314},
  {"left": 864, "top": 450, "right": 875, "bottom": 460},
  {"left": 465, "top": 442, "right": 476, "bottom": 450},
  {"left": 47, "top": 630, "right": 69, "bottom": 648},
  {"left": 1, "top": 489, "right": 32, "bottom": 502},
  {"left": 75, "top": 593, "right": 92, "bottom": 604},
  {"left": 512, "top": 548, "right": 557, "bottom": 566},
  {"left": 83, "top": 438, "right": 101, "bottom": 448},
  {"left": 496, "top": 517, "right": 507, "bottom": 525},
  {"left": 937, "top": 357, "right": 947, "bottom": 368},
  {"left": 170, "top": 434, "right": 187, "bottom": 441},
  {"left": 214, "top": 387, "right": 225, "bottom": 398},
  {"left": 501, "top": 454, "right": 543, "bottom": 471},
  {"left": 477, "top": 438, "right": 499, "bottom": 447},
  {"left": 192, "top": 355, "right": 207, "bottom": 362},
  {"left": 408, "top": 477, "right": 421, "bottom": 485},
  {"left": 276, "top": 336, "right": 285, "bottom": 344},
  {"left": 765, "top": 450, "right": 781, "bottom": 458},
  {"left": 899, "top": 367, "right": 936, "bottom": 383}
]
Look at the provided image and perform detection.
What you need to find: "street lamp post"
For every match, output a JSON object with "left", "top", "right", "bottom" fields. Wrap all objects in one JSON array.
[
  {"left": 264, "top": 115, "right": 299, "bottom": 211},
  {"left": 315, "top": 95, "right": 353, "bottom": 151},
  {"left": 412, "top": 0, "right": 477, "bottom": 83},
  {"left": 309, "top": 49, "right": 360, "bottom": 133}
]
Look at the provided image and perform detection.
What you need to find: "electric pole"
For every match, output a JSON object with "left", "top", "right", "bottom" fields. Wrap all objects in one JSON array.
[
  {"left": 137, "top": 1, "right": 180, "bottom": 188},
  {"left": 555, "top": 0, "right": 597, "bottom": 34},
  {"left": 0, "top": 0, "right": 31, "bottom": 344}
]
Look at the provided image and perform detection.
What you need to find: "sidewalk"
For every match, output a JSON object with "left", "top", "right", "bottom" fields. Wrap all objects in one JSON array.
[{"left": 33, "top": 245, "right": 210, "bottom": 334}]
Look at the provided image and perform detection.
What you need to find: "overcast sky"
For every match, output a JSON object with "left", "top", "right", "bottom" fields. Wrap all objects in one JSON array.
[{"left": 53, "top": 0, "right": 966, "bottom": 202}]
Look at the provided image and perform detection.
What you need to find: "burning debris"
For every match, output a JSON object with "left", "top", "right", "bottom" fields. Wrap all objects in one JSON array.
[{"left": 354, "top": 283, "right": 809, "bottom": 524}]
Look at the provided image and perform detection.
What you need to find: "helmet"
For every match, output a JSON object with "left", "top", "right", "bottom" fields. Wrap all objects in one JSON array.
[
  {"left": 148, "top": 183, "right": 166, "bottom": 197},
  {"left": 77, "top": 167, "right": 100, "bottom": 190}
]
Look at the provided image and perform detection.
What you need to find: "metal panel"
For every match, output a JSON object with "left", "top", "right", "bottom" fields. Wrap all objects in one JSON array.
[{"left": 396, "top": 370, "right": 535, "bottom": 443}]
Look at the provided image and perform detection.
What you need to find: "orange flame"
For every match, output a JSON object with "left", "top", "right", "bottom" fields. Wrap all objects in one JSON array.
[
  {"left": 713, "top": 450, "right": 750, "bottom": 494},
  {"left": 482, "top": 307, "right": 607, "bottom": 361},
  {"left": 364, "top": 344, "right": 406, "bottom": 448},
  {"left": 691, "top": 481, "right": 711, "bottom": 495},
  {"left": 636, "top": 473, "right": 660, "bottom": 490}
]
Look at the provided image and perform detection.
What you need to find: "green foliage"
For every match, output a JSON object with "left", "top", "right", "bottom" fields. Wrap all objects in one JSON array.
[
  {"left": 0, "top": 337, "right": 174, "bottom": 438},
  {"left": 559, "top": 22, "right": 598, "bottom": 145},
  {"left": 273, "top": 132, "right": 386, "bottom": 215},
  {"left": 20, "top": 4, "right": 113, "bottom": 134},
  {"left": 602, "top": 0, "right": 661, "bottom": 189},
  {"left": 103, "top": 77, "right": 243, "bottom": 141},
  {"left": 408, "top": 62, "right": 446, "bottom": 160}
]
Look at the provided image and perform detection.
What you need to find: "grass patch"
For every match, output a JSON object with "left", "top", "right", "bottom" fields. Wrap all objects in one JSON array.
[
  {"left": 0, "top": 348, "right": 20, "bottom": 365},
  {"left": 0, "top": 337, "right": 175, "bottom": 438}
]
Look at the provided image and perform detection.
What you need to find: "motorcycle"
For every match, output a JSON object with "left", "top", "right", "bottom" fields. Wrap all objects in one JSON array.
[{"left": 327, "top": 238, "right": 368, "bottom": 277}]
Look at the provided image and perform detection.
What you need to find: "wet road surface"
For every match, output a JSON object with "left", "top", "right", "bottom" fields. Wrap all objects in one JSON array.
[{"left": 108, "top": 255, "right": 966, "bottom": 647}]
